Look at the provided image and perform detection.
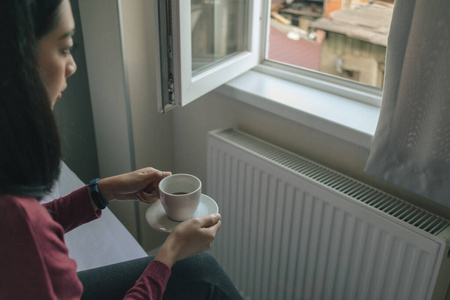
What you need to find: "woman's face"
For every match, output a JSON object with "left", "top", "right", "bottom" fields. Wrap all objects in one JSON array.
[{"left": 37, "top": 0, "right": 77, "bottom": 109}]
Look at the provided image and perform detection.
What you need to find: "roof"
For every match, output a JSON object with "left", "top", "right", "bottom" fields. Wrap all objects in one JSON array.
[
  {"left": 310, "top": 3, "right": 393, "bottom": 46},
  {"left": 268, "top": 25, "right": 321, "bottom": 71}
]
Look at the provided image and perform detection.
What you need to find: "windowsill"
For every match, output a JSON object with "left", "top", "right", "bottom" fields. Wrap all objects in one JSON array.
[{"left": 215, "top": 68, "right": 380, "bottom": 149}]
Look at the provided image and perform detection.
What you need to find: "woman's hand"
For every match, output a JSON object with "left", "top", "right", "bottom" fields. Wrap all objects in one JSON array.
[
  {"left": 155, "top": 213, "right": 222, "bottom": 268},
  {"left": 97, "top": 168, "right": 171, "bottom": 203}
]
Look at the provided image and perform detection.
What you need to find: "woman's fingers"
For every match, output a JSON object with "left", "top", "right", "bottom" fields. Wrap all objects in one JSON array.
[
  {"left": 135, "top": 191, "right": 159, "bottom": 204},
  {"left": 100, "top": 168, "right": 171, "bottom": 201},
  {"left": 158, "top": 213, "right": 222, "bottom": 263},
  {"left": 137, "top": 168, "right": 171, "bottom": 186},
  {"left": 198, "top": 213, "right": 221, "bottom": 228}
]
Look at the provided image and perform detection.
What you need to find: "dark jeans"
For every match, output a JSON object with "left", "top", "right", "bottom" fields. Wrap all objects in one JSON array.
[{"left": 78, "top": 252, "right": 242, "bottom": 300}]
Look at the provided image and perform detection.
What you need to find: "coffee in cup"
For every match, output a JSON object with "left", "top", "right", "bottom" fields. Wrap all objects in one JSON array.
[{"left": 158, "top": 174, "right": 201, "bottom": 221}]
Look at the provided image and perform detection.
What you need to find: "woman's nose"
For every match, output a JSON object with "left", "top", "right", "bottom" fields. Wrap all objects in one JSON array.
[{"left": 66, "top": 55, "right": 77, "bottom": 78}]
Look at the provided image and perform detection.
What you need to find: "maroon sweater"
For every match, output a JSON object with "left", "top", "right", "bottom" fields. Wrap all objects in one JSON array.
[{"left": 0, "top": 187, "right": 171, "bottom": 299}]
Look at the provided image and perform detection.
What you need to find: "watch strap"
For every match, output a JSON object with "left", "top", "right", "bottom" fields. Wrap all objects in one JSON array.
[{"left": 88, "top": 178, "right": 109, "bottom": 210}]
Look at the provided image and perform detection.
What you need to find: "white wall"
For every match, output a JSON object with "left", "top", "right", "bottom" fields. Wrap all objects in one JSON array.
[
  {"left": 79, "top": 0, "right": 174, "bottom": 250},
  {"left": 121, "top": 0, "right": 175, "bottom": 252},
  {"left": 81, "top": 0, "right": 450, "bottom": 253},
  {"left": 171, "top": 90, "right": 450, "bottom": 217},
  {"left": 55, "top": 0, "right": 99, "bottom": 184}
]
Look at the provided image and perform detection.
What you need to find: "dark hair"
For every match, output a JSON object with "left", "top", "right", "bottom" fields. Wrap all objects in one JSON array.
[{"left": 0, "top": 0, "right": 63, "bottom": 199}]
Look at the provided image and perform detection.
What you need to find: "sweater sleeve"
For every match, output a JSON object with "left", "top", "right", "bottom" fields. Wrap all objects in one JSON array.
[
  {"left": 42, "top": 186, "right": 101, "bottom": 233},
  {"left": 42, "top": 188, "right": 172, "bottom": 299},
  {"left": 0, "top": 196, "right": 83, "bottom": 299},
  {"left": 124, "top": 260, "right": 172, "bottom": 300}
]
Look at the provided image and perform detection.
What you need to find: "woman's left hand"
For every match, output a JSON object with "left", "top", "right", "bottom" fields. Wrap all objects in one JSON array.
[{"left": 97, "top": 168, "right": 171, "bottom": 204}]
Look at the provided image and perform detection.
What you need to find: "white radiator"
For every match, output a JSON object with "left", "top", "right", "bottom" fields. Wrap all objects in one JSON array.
[{"left": 207, "top": 129, "right": 450, "bottom": 300}]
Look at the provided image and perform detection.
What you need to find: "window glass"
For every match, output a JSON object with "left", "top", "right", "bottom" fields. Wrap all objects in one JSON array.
[
  {"left": 191, "top": 0, "right": 248, "bottom": 75},
  {"left": 268, "top": 0, "right": 394, "bottom": 88}
]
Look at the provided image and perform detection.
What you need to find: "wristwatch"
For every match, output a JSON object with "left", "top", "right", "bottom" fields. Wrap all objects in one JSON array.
[{"left": 88, "top": 178, "right": 109, "bottom": 210}]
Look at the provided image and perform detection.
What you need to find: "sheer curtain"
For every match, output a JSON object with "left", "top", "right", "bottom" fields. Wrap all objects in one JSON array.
[{"left": 366, "top": 0, "right": 450, "bottom": 207}]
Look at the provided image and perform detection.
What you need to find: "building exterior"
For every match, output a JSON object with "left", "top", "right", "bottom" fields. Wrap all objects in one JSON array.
[
  {"left": 271, "top": 0, "right": 394, "bottom": 87},
  {"left": 311, "top": 3, "right": 393, "bottom": 87}
]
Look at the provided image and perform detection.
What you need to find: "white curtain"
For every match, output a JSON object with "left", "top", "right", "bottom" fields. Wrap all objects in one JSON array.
[{"left": 365, "top": 0, "right": 450, "bottom": 207}]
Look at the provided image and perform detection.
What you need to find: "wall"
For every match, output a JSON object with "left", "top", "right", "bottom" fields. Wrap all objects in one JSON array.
[
  {"left": 171, "top": 91, "right": 450, "bottom": 220},
  {"left": 54, "top": 0, "right": 99, "bottom": 183},
  {"left": 141, "top": 2, "right": 450, "bottom": 238},
  {"left": 79, "top": 0, "right": 450, "bottom": 253},
  {"left": 120, "top": 0, "right": 175, "bottom": 252},
  {"left": 79, "top": 0, "right": 175, "bottom": 251}
]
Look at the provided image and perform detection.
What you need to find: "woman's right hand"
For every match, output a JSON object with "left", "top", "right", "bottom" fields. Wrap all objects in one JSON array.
[{"left": 155, "top": 213, "right": 221, "bottom": 267}]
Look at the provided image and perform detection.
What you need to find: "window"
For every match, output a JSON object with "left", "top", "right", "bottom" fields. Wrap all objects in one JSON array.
[
  {"left": 155, "top": 0, "right": 261, "bottom": 112},
  {"left": 268, "top": 0, "right": 394, "bottom": 88},
  {"left": 154, "top": 0, "right": 393, "bottom": 112}
]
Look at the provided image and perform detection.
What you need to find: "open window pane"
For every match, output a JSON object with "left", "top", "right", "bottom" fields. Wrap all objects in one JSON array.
[
  {"left": 155, "top": 0, "right": 260, "bottom": 112},
  {"left": 268, "top": 0, "right": 394, "bottom": 88},
  {"left": 192, "top": 0, "right": 248, "bottom": 75}
]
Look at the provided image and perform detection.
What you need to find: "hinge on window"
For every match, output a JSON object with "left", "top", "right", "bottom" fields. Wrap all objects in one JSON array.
[
  {"left": 166, "top": 0, "right": 175, "bottom": 106},
  {"left": 157, "top": 0, "right": 176, "bottom": 113},
  {"left": 167, "top": 37, "right": 175, "bottom": 105}
]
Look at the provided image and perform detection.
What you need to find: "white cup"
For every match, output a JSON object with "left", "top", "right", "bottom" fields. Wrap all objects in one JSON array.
[{"left": 158, "top": 174, "right": 202, "bottom": 222}]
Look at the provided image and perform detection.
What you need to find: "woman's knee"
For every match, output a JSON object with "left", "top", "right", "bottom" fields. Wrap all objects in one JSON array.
[
  {"left": 166, "top": 252, "right": 242, "bottom": 300},
  {"left": 171, "top": 252, "right": 222, "bottom": 280}
]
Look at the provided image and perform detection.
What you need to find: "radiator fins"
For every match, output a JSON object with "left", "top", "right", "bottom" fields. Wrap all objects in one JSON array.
[{"left": 212, "top": 129, "right": 450, "bottom": 236}]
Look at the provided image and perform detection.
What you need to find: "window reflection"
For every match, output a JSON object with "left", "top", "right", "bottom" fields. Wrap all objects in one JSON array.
[{"left": 191, "top": 0, "right": 248, "bottom": 75}]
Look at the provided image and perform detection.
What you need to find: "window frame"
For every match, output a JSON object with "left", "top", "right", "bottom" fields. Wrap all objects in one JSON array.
[
  {"left": 156, "top": 0, "right": 383, "bottom": 148},
  {"left": 155, "top": 0, "right": 262, "bottom": 113},
  {"left": 256, "top": 61, "right": 383, "bottom": 107},
  {"left": 218, "top": 0, "right": 383, "bottom": 149},
  {"left": 157, "top": 0, "right": 384, "bottom": 109},
  {"left": 257, "top": 0, "right": 383, "bottom": 108}
]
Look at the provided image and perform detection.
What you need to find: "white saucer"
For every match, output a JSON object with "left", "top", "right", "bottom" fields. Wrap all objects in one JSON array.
[{"left": 145, "top": 194, "right": 219, "bottom": 233}]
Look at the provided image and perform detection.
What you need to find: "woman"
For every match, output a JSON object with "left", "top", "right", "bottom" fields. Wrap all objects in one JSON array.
[{"left": 0, "top": 0, "right": 241, "bottom": 299}]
